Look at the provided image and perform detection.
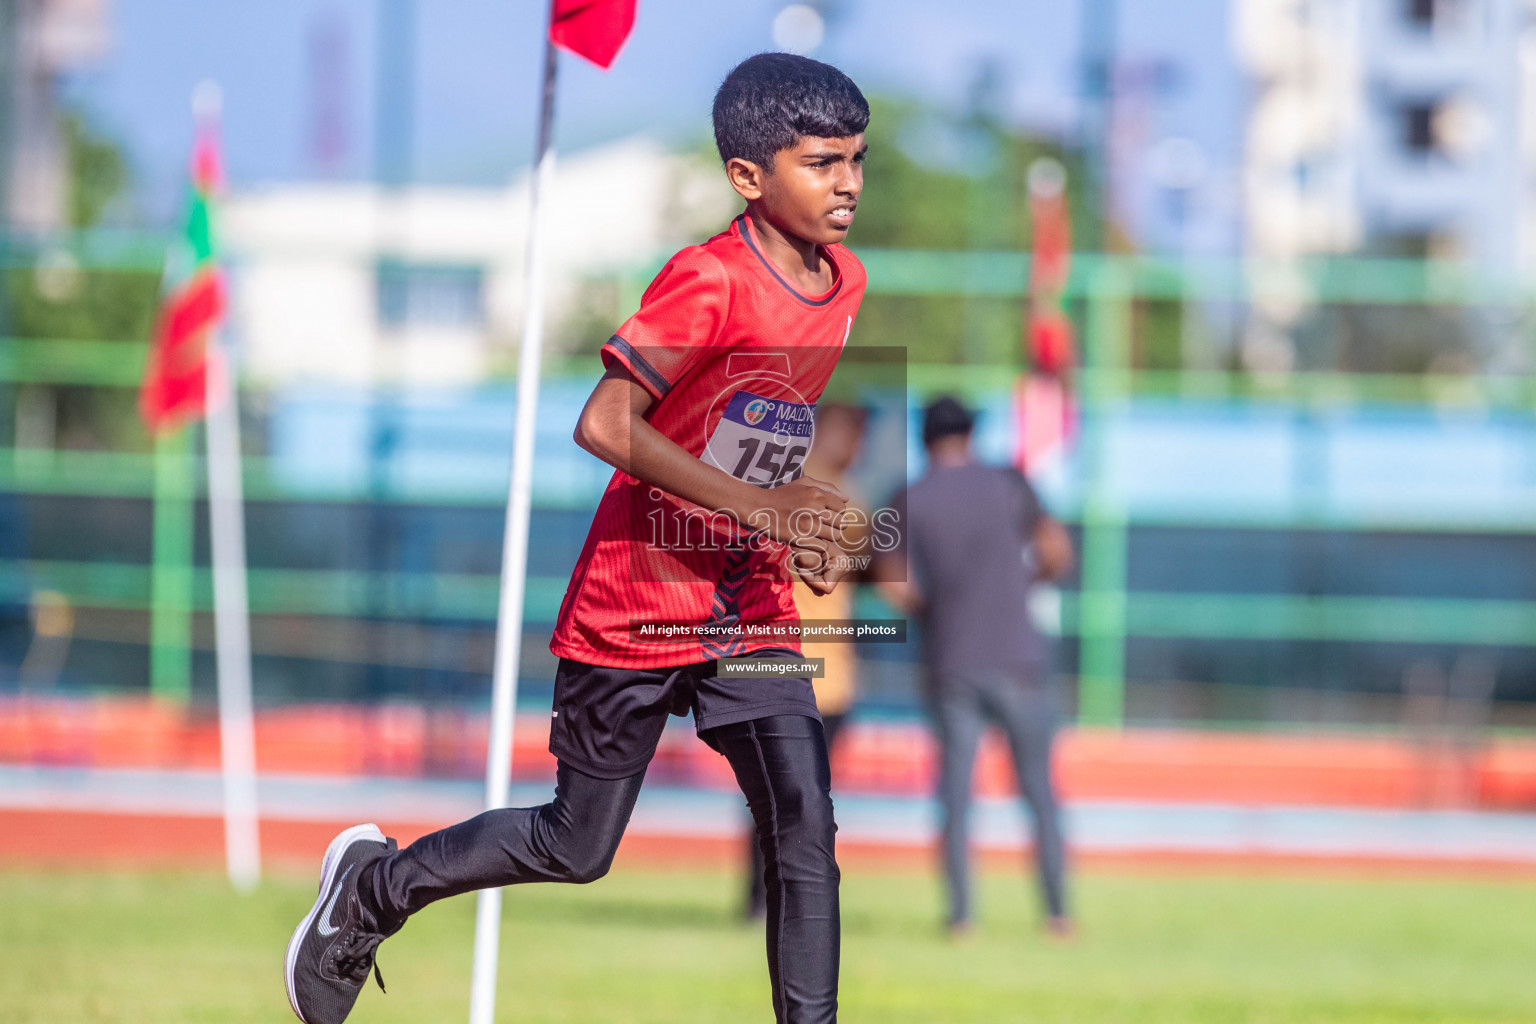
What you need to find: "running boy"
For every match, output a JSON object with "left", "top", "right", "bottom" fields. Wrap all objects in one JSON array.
[{"left": 285, "top": 52, "right": 869, "bottom": 1024}]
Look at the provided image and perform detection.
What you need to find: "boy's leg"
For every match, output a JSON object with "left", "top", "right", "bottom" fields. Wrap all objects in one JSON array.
[
  {"left": 364, "top": 760, "right": 645, "bottom": 929},
  {"left": 285, "top": 762, "right": 644, "bottom": 1024},
  {"left": 288, "top": 657, "right": 682, "bottom": 1024},
  {"left": 708, "top": 714, "right": 839, "bottom": 1024},
  {"left": 742, "top": 710, "right": 846, "bottom": 921},
  {"left": 363, "top": 653, "right": 687, "bottom": 924}
]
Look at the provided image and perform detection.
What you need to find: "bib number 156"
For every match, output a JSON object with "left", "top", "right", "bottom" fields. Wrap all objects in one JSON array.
[
  {"left": 731, "top": 435, "right": 808, "bottom": 487},
  {"left": 703, "top": 390, "right": 815, "bottom": 489}
]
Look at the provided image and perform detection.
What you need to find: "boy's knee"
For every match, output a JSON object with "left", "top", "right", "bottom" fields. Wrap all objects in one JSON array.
[
  {"left": 774, "top": 771, "right": 834, "bottom": 821},
  {"left": 557, "top": 843, "right": 618, "bottom": 884},
  {"left": 761, "top": 776, "right": 838, "bottom": 861},
  {"left": 565, "top": 859, "right": 611, "bottom": 885}
]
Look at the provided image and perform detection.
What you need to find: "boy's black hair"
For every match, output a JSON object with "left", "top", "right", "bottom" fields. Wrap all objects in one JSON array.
[{"left": 712, "top": 52, "right": 869, "bottom": 171}]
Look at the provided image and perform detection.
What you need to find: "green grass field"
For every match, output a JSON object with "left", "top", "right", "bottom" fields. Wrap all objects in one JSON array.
[{"left": 4, "top": 865, "right": 1534, "bottom": 1023}]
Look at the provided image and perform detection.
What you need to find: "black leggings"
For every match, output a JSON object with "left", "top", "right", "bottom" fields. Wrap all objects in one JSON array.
[
  {"left": 747, "top": 711, "right": 846, "bottom": 917},
  {"left": 363, "top": 714, "right": 840, "bottom": 1024}
]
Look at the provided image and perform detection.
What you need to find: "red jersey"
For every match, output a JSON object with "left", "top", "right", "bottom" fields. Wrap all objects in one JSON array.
[{"left": 550, "top": 214, "right": 867, "bottom": 668}]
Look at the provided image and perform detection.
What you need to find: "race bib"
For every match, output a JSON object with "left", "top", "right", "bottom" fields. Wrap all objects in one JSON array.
[{"left": 703, "top": 390, "right": 814, "bottom": 488}]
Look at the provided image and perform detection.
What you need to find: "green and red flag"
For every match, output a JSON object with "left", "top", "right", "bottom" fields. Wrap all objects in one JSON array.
[
  {"left": 1015, "top": 158, "right": 1078, "bottom": 474},
  {"left": 140, "top": 104, "right": 225, "bottom": 434},
  {"left": 549, "top": 0, "right": 636, "bottom": 69},
  {"left": 1024, "top": 158, "right": 1076, "bottom": 378}
]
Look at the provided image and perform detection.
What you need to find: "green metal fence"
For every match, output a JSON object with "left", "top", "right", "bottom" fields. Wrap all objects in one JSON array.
[{"left": 1, "top": 236, "right": 1531, "bottom": 726}]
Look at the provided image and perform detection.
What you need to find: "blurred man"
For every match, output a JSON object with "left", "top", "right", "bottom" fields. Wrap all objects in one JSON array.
[
  {"left": 878, "top": 396, "right": 1074, "bottom": 937},
  {"left": 746, "top": 402, "right": 869, "bottom": 919}
]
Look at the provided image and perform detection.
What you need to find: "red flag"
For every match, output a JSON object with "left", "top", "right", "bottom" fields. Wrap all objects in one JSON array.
[
  {"left": 141, "top": 105, "right": 225, "bottom": 434},
  {"left": 550, "top": 0, "right": 636, "bottom": 69},
  {"left": 141, "top": 270, "right": 224, "bottom": 431}
]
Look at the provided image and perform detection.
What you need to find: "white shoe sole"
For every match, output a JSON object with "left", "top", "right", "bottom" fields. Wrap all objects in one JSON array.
[{"left": 284, "top": 823, "right": 387, "bottom": 1023}]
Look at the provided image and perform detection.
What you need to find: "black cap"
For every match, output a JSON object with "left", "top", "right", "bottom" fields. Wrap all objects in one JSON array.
[{"left": 922, "top": 396, "right": 974, "bottom": 446}]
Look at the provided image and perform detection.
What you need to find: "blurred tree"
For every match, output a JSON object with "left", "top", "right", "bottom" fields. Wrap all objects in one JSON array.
[
  {"left": 63, "top": 113, "right": 127, "bottom": 229},
  {"left": 849, "top": 98, "right": 1107, "bottom": 365},
  {"left": 5, "top": 112, "right": 161, "bottom": 452},
  {"left": 554, "top": 277, "right": 623, "bottom": 358},
  {"left": 557, "top": 99, "right": 1125, "bottom": 368}
]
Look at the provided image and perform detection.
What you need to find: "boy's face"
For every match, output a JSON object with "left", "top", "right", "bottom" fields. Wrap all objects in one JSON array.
[{"left": 728, "top": 134, "right": 866, "bottom": 246}]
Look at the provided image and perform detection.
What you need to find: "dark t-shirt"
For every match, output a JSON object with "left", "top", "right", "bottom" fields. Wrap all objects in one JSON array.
[{"left": 890, "top": 461, "right": 1050, "bottom": 675}]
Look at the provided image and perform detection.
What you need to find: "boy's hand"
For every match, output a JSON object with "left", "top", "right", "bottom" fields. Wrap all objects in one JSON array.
[
  {"left": 741, "top": 475, "right": 849, "bottom": 547},
  {"left": 790, "top": 540, "right": 845, "bottom": 595},
  {"left": 732, "top": 474, "right": 849, "bottom": 595},
  {"left": 771, "top": 476, "right": 855, "bottom": 596}
]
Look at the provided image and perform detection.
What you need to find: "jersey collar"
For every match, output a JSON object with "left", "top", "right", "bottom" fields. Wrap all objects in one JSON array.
[{"left": 735, "top": 214, "right": 843, "bottom": 307}]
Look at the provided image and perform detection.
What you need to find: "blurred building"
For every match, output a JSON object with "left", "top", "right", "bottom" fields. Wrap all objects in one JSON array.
[
  {"left": 222, "top": 137, "right": 735, "bottom": 386},
  {"left": 1237, "top": 0, "right": 1530, "bottom": 368},
  {"left": 0, "top": 0, "right": 112, "bottom": 231}
]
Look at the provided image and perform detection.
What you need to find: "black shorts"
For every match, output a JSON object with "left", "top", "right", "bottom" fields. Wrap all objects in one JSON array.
[{"left": 547, "top": 647, "right": 821, "bottom": 779}]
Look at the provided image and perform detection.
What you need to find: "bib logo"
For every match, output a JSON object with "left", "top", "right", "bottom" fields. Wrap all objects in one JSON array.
[{"left": 743, "top": 398, "right": 771, "bottom": 426}]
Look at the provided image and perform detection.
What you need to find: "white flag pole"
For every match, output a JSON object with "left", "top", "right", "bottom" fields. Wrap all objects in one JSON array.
[
  {"left": 197, "top": 80, "right": 261, "bottom": 893},
  {"left": 208, "top": 319, "right": 261, "bottom": 893},
  {"left": 468, "top": 31, "right": 559, "bottom": 1024}
]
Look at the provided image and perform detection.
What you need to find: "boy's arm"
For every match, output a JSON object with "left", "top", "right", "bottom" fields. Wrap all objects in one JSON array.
[{"left": 574, "top": 365, "right": 850, "bottom": 592}]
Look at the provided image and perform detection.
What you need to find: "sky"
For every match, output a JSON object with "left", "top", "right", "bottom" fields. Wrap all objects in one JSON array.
[{"left": 60, "top": 0, "right": 1246, "bottom": 252}]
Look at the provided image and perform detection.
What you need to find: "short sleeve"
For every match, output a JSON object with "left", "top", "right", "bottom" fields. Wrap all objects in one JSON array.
[{"left": 601, "top": 248, "right": 730, "bottom": 401}]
